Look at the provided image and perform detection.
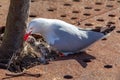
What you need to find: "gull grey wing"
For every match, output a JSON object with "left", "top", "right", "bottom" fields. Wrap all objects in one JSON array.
[{"left": 50, "top": 24, "right": 105, "bottom": 52}]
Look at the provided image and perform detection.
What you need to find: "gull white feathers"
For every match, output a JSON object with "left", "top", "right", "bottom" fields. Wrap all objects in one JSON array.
[{"left": 25, "top": 18, "right": 115, "bottom": 56}]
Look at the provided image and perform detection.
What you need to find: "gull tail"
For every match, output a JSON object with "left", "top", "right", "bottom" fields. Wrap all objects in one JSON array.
[
  {"left": 100, "top": 24, "right": 115, "bottom": 35},
  {"left": 100, "top": 24, "right": 115, "bottom": 39}
]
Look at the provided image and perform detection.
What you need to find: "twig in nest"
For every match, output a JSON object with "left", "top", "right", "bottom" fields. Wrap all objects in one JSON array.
[
  {"left": 7, "top": 49, "right": 22, "bottom": 72},
  {"left": 5, "top": 71, "right": 41, "bottom": 77},
  {"left": 2, "top": 71, "right": 41, "bottom": 80},
  {"left": 7, "top": 52, "right": 16, "bottom": 70}
]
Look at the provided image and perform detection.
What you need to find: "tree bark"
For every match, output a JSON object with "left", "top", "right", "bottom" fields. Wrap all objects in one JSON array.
[{"left": 0, "top": 0, "right": 30, "bottom": 58}]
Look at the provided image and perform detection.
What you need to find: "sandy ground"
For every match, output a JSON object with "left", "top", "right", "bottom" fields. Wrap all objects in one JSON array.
[{"left": 0, "top": 0, "right": 120, "bottom": 80}]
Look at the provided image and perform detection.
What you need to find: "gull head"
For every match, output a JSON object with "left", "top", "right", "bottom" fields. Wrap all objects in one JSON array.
[{"left": 24, "top": 20, "right": 47, "bottom": 41}]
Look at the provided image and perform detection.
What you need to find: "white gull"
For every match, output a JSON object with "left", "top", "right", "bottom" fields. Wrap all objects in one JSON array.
[{"left": 25, "top": 18, "right": 115, "bottom": 56}]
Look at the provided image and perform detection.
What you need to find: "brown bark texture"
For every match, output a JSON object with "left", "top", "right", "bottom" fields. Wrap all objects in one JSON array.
[{"left": 0, "top": 0, "right": 30, "bottom": 58}]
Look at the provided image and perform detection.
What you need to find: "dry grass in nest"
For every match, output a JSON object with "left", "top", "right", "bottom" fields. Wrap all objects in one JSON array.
[{"left": 0, "top": 34, "right": 59, "bottom": 73}]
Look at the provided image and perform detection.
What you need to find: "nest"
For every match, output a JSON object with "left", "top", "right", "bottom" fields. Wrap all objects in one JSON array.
[{"left": 0, "top": 34, "right": 59, "bottom": 73}]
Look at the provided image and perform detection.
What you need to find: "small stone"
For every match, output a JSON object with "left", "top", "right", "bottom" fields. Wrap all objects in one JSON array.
[
  {"left": 94, "top": 9, "right": 101, "bottom": 11},
  {"left": 64, "top": 75, "right": 73, "bottom": 79},
  {"left": 60, "top": 14, "right": 66, "bottom": 17},
  {"left": 106, "top": 5, "right": 113, "bottom": 7},
  {"left": 95, "top": 2, "right": 102, "bottom": 5},
  {"left": 104, "top": 64, "right": 113, "bottom": 68},
  {"left": 64, "top": 3, "right": 72, "bottom": 6},
  {"left": 47, "top": 9, "right": 54, "bottom": 12},
  {"left": 72, "top": 10, "right": 79, "bottom": 13},
  {"left": 73, "top": 0, "right": 80, "bottom": 2},
  {"left": 83, "top": 13, "right": 91, "bottom": 16},
  {"left": 116, "top": 30, "right": 120, "bottom": 33},
  {"left": 71, "top": 17, "right": 78, "bottom": 20},
  {"left": 84, "top": 7, "right": 92, "bottom": 9},
  {"left": 108, "top": 14, "right": 116, "bottom": 17},
  {"left": 96, "top": 19, "right": 104, "bottom": 22},
  {"left": 85, "top": 23, "right": 93, "bottom": 26}
]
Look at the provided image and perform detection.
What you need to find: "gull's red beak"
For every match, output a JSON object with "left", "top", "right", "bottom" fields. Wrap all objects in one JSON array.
[{"left": 24, "top": 31, "right": 32, "bottom": 41}]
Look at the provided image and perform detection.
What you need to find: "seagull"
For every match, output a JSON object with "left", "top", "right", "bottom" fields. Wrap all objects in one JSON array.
[{"left": 24, "top": 18, "right": 115, "bottom": 56}]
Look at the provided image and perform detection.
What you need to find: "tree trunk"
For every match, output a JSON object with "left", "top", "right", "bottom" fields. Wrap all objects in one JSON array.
[{"left": 0, "top": 0, "right": 30, "bottom": 59}]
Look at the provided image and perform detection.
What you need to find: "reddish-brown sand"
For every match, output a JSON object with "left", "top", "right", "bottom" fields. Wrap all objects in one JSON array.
[{"left": 0, "top": 0, "right": 120, "bottom": 80}]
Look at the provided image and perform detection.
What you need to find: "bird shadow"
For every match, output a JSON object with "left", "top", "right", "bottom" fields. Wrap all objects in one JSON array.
[{"left": 54, "top": 51, "right": 96, "bottom": 68}]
